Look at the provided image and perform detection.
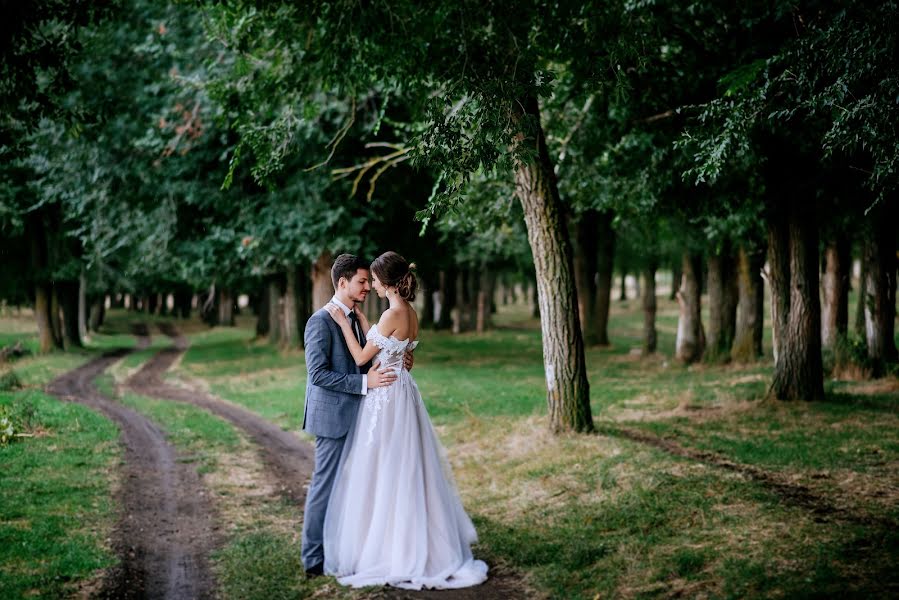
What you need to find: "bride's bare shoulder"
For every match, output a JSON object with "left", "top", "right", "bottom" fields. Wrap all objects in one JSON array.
[{"left": 376, "top": 308, "right": 401, "bottom": 338}]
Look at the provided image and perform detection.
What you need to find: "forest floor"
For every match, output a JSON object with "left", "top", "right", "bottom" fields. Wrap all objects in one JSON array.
[{"left": 1, "top": 296, "right": 897, "bottom": 599}]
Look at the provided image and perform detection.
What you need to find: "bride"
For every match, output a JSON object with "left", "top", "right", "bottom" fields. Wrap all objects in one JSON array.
[{"left": 322, "top": 251, "right": 488, "bottom": 590}]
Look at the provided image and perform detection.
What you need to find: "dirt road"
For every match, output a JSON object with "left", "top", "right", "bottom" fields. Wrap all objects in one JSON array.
[{"left": 46, "top": 330, "right": 219, "bottom": 599}]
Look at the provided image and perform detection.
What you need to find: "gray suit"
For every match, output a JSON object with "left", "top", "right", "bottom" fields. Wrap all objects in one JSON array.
[{"left": 301, "top": 307, "right": 370, "bottom": 570}]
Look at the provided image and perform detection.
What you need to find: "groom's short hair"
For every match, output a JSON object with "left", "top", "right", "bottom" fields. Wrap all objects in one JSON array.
[{"left": 331, "top": 254, "right": 369, "bottom": 289}]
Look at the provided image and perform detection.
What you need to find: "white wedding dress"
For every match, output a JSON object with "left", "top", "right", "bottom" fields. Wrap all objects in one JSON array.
[{"left": 323, "top": 324, "right": 489, "bottom": 590}]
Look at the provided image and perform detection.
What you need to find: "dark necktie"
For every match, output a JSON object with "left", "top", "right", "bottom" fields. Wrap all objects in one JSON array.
[{"left": 348, "top": 311, "right": 364, "bottom": 347}]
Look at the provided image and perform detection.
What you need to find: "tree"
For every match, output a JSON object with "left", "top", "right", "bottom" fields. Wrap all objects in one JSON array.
[{"left": 198, "top": 1, "right": 656, "bottom": 432}]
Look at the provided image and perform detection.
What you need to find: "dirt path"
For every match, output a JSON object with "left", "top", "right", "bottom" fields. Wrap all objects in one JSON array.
[
  {"left": 46, "top": 327, "right": 219, "bottom": 599},
  {"left": 126, "top": 323, "right": 315, "bottom": 505},
  {"left": 604, "top": 425, "right": 897, "bottom": 529},
  {"left": 138, "top": 323, "right": 531, "bottom": 599}
]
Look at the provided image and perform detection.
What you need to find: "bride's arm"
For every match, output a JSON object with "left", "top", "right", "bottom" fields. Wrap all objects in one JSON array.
[
  {"left": 324, "top": 305, "right": 382, "bottom": 366},
  {"left": 354, "top": 306, "right": 371, "bottom": 336}
]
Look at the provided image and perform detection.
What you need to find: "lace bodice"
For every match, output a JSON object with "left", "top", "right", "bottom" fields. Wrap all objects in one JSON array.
[
  {"left": 363, "top": 324, "right": 419, "bottom": 445},
  {"left": 366, "top": 323, "right": 419, "bottom": 369}
]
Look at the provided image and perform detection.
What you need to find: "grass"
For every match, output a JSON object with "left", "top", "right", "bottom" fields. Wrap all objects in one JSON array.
[{"left": 0, "top": 350, "right": 120, "bottom": 598}]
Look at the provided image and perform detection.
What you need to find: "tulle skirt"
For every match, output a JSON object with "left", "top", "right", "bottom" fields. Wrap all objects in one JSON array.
[{"left": 323, "top": 372, "right": 488, "bottom": 590}]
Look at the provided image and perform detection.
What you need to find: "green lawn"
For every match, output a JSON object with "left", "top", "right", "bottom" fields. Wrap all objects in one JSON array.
[{"left": 0, "top": 349, "right": 121, "bottom": 598}]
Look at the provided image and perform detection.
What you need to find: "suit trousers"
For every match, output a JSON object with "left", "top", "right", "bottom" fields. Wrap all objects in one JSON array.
[{"left": 301, "top": 432, "right": 347, "bottom": 569}]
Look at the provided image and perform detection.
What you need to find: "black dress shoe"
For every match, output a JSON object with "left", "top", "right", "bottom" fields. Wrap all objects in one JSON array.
[{"left": 305, "top": 562, "right": 324, "bottom": 578}]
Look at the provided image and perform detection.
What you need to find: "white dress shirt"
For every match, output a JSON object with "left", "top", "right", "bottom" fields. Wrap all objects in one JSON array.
[{"left": 330, "top": 296, "right": 368, "bottom": 394}]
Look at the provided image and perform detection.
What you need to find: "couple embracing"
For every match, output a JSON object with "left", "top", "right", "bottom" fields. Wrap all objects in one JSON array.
[{"left": 300, "top": 251, "right": 488, "bottom": 590}]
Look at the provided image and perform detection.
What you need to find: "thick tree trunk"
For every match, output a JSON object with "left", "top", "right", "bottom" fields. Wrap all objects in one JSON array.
[
  {"left": 862, "top": 206, "right": 898, "bottom": 374},
  {"left": 256, "top": 281, "right": 271, "bottom": 338},
  {"left": 217, "top": 288, "right": 235, "bottom": 326},
  {"left": 595, "top": 213, "right": 615, "bottom": 346},
  {"left": 58, "top": 280, "right": 83, "bottom": 349},
  {"left": 147, "top": 293, "right": 159, "bottom": 315},
  {"left": 267, "top": 275, "right": 283, "bottom": 345},
  {"left": 705, "top": 243, "right": 738, "bottom": 363},
  {"left": 574, "top": 210, "right": 599, "bottom": 345},
  {"left": 670, "top": 260, "right": 682, "bottom": 301},
  {"left": 452, "top": 270, "right": 468, "bottom": 333},
  {"left": 283, "top": 268, "right": 300, "bottom": 348},
  {"left": 475, "top": 270, "right": 496, "bottom": 333},
  {"left": 26, "top": 212, "right": 59, "bottom": 353},
  {"left": 311, "top": 251, "right": 333, "bottom": 312},
  {"left": 767, "top": 207, "right": 824, "bottom": 401},
  {"left": 420, "top": 271, "right": 436, "bottom": 329},
  {"left": 854, "top": 252, "right": 867, "bottom": 337},
  {"left": 296, "top": 262, "right": 312, "bottom": 341},
  {"left": 436, "top": 268, "right": 456, "bottom": 330},
  {"left": 642, "top": 262, "right": 658, "bottom": 355},
  {"left": 731, "top": 246, "right": 765, "bottom": 362},
  {"left": 50, "top": 284, "right": 63, "bottom": 348},
  {"left": 514, "top": 95, "right": 592, "bottom": 433},
  {"left": 34, "top": 284, "right": 55, "bottom": 353},
  {"left": 78, "top": 270, "right": 87, "bottom": 339},
  {"left": 821, "top": 234, "right": 851, "bottom": 350},
  {"left": 89, "top": 296, "right": 105, "bottom": 332},
  {"left": 675, "top": 252, "right": 705, "bottom": 363}
]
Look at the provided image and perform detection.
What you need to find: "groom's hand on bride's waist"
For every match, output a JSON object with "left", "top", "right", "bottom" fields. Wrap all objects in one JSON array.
[
  {"left": 403, "top": 351, "right": 414, "bottom": 372},
  {"left": 367, "top": 361, "right": 398, "bottom": 389}
]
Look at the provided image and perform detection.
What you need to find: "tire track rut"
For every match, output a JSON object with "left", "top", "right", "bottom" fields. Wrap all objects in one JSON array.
[
  {"left": 125, "top": 323, "right": 315, "bottom": 506},
  {"left": 46, "top": 326, "right": 219, "bottom": 599}
]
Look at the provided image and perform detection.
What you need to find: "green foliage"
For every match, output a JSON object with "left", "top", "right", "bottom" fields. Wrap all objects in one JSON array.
[{"left": 681, "top": 1, "right": 899, "bottom": 201}]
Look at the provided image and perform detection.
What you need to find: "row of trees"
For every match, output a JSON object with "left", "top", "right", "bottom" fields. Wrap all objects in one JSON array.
[{"left": 1, "top": 0, "right": 896, "bottom": 434}]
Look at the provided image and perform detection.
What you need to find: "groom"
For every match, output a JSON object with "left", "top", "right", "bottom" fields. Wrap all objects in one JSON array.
[{"left": 300, "top": 253, "right": 410, "bottom": 576}]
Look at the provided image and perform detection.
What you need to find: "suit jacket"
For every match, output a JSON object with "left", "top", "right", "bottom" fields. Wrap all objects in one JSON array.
[{"left": 302, "top": 308, "right": 372, "bottom": 438}]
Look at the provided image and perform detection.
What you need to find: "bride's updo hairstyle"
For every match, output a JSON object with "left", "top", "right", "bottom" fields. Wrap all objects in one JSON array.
[{"left": 371, "top": 251, "right": 417, "bottom": 302}]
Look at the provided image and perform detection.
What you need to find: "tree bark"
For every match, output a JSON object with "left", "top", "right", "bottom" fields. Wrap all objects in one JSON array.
[
  {"left": 26, "top": 212, "right": 59, "bottom": 353},
  {"left": 267, "top": 275, "right": 283, "bottom": 345},
  {"left": 217, "top": 288, "right": 235, "bottom": 326},
  {"left": 89, "top": 296, "right": 105, "bottom": 332},
  {"left": 642, "top": 261, "right": 658, "bottom": 355},
  {"left": 675, "top": 252, "right": 705, "bottom": 363},
  {"left": 854, "top": 251, "right": 867, "bottom": 337},
  {"left": 574, "top": 210, "right": 599, "bottom": 345},
  {"left": 296, "top": 262, "right": 312, "bottom": 341},
  {"left": 821, "top": 234, "right": 851, "bottom": 350},
  {"left": 283, "top": 268, "right": 300, "bottom": 348},
  {"left": 731, "top": 245, "right": 765, "bottom": 362},
  {"left": 58, "top": 280, "right": 83, "bottom": 349},
  {"left": 475, "top": 269, "right": 496, "bottom": 333},
  {"left": 767, "top": 206, "right": 825, "bottom": 401},
  {"left": 311, "top": 251, "right": 333, "bottom": 312},
  {"left": 862, "top": 205, "right": 898, "bottom": 374},
  {"left": 256, "top": 280, "right": 271, "bottom": 338},
  {"left": 595, "top": 213, "right": 615, "bottom": 346},
  {"left": 420, "top": 270, "right": 436, "bottom": 329},
  {"left": 513, "top": 95, "right": 592, "bottom": 433},
  {"left": 78, "top": 269, "right": 87, "bottom": 339},
  {"left": 705, "top": 243, "right": 738, "bottom": 363},
  {"left": 50, "top": 284, "right": 63, "bottom": 348},
  {"left": 670, "top": 260, "right": 682, "bottom": 301},
  {"left": 436, "top": 268, "right": 456, "bottom": 330}
]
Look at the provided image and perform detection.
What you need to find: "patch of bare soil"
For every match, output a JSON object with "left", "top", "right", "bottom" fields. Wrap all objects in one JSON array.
[
  {"left": 46, "top": 327, "right": 219, "bottom": 599},
  {"left": 144, "top": 323, "right": 531, "bottom": 599}
]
